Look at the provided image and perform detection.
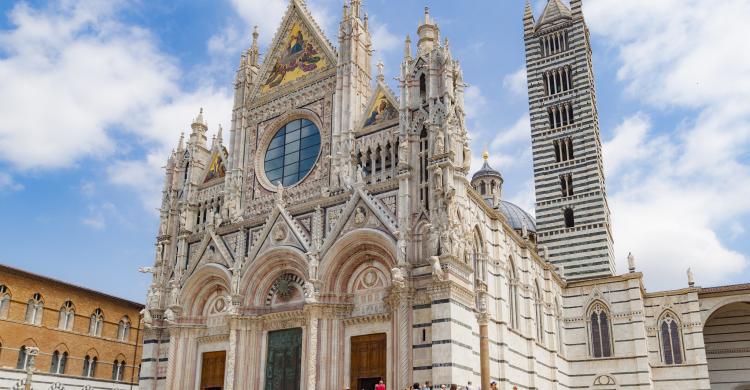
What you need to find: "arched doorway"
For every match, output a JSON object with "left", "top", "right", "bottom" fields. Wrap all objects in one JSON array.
[{"left": 704, "top": 301, "right": 750, "bottom": 390}]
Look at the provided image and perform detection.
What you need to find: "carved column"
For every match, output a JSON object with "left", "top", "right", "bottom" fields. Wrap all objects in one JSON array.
[
  {"left": 225, "top": 319, "right": 238, "bottom": 390},
  {"left": 305, "top": 306, "right": 320, "bottom": 390},
  {"left": 388, "top": 287, "right": 413, "bottom": 389}
]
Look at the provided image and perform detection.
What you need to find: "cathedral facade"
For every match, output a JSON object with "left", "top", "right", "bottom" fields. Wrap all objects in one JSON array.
[{"left": 139, "top": 1, "right": 750, "bottom": 389}]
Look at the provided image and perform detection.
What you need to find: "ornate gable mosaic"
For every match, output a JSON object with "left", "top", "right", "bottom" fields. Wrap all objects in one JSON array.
[{"left": 261, "top": 21, "right": 327, "bottom": 93}]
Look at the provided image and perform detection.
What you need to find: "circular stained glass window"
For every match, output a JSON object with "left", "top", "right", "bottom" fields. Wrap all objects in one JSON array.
[{"left": 264, "top": 119, "right": 321, "bottom": 187}]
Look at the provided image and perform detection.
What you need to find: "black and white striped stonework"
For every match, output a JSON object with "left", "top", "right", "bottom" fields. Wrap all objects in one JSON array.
[{"left": 524, "top": 5, "right": 615, "bottom": 280}]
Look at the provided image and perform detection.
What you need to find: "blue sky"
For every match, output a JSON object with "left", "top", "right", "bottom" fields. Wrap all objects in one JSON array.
[{"left": 1, "top": 0, "right": 749, "bottom": 301}]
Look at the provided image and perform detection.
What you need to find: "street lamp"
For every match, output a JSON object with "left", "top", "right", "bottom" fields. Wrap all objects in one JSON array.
[{"left": 24, "top": 347, "right": 39, "bottom": 390}]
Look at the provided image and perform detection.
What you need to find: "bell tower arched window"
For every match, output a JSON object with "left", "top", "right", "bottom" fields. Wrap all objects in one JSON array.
[
  {"left": 419, "top": 127, "right": 430, "bottom": 211},
  {"left": 564, "top": 208, "right": 575, "bottom": 228}
]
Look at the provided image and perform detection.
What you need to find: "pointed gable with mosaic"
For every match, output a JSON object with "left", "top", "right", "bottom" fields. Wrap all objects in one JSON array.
[
  {"left": 360, "top": 84, "right": 398, "bottom": 131},
  {"left": 256, "top": 0, "right": 336, "bottom": 95}
]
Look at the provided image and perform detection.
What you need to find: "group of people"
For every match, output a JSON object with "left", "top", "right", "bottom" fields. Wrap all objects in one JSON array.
[{"left": 345, "top": 379, "right": 503, "bottom": 390}]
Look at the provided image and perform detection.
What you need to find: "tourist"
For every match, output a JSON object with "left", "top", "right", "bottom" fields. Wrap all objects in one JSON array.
[
  {"left": 466, "top": 381, "right": 474, "bottom": 390},
  {"left": 423, "top": 381, "right": 432, "bottom": 390},
  {"left": 450, "top": 385, "right": 458, "bottom": 390},
  {"left": 413, "top": 383, "right": 421, "bottom": 389},
  {"left": 490, "top": 381, "right": 498, "bottom": 390},
  {"left": 376, "top": 379, "right": 386, "bottom": 390}
]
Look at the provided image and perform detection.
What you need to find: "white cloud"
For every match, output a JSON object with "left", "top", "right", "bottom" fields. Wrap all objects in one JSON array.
[
  {"left": 0, "top": 1, "right": 233, "bottom": 209},
  {"left": 585, "top": 0, "right": 750, "bottom": 289},
  {"left": 502, "top": 66, "right": 527, "bottom": 98},
  {"left": 0, "top": 172, "right": 23, "bottom": 192},
  {"left": 464, "top": 86, "right": 488, "bottom": 121},
  {"left": 491, "top": 114, "right": 530, "bottom": 149},
  {"left": 370, "top": 18, "right": 400, "bottom": 56},
  {"left": 81, "top": 202, "right": 118, "bottom": 230}
]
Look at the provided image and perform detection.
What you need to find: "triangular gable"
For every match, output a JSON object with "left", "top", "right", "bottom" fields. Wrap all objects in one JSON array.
[
  {"left": 246, "top": 203, "right": 312, "bottom": 262},
  {"left": 253, "top": 0, "right": 336, "bottom": 96},
  {"left": 185, "top": 229, "right": 235, "bottom": 278},
  {"left": 359, "top": 84, "right": 399, "bottom": 131},
  {"left": 320, "top": 186, "right": 398, "bottom": 256}
]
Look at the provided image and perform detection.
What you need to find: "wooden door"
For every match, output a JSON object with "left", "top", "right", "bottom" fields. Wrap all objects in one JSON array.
[
  {"left": 350, "top": 333, "right": 387, "bottom": 390},
  {"left": 265, "top": 328, "right": 303, "bottom": 390},
  {"left": 200, "top": 351, "right": 226, "bottom": 390}
]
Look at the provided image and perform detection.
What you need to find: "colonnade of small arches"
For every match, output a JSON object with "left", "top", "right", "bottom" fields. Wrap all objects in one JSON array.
[{"left": 0, "top": 285, "right": 131, "bottom": 342}]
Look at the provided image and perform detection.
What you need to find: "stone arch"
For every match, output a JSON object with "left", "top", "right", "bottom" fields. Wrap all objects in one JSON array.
[
  {"left": 589, "top": 373, "right": 618, "bottom": 389},
  {"left": 319, "top": 228, "right": 396, "bottom": 294},
  {"left": 180, "top": 263, "right": 232, "bottom": 317},
  {"left": 84, "top": 347, "right": 100, "bottom": 359},
  {"left": 703, "top": 300, "right": 750, "bottom": 389},
  {"left": 586, "top": 300, "right": 614, "bottom": 358},
  {"left": 701, "top": 295, "right": 750, "bottom": 324},
  {"left": 241, "top": 246, "right": 309, "bottom": 307}
]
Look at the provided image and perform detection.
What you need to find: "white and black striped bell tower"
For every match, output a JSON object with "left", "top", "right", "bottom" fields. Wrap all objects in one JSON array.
[{"left": 524, "top": 0, "right": 615, "bottom": 279}]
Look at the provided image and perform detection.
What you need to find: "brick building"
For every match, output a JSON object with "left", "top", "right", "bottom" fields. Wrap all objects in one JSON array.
[{"left": 0, "top": 264, "right": 143, "bottom": 389}]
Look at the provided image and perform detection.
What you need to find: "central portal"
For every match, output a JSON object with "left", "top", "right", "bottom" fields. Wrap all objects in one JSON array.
[
  {"left": 265, "top": 328, "right": 303, "bottom": 390},
  {"left": 350, "top": 333, "right": 387, "bottom": 390}
]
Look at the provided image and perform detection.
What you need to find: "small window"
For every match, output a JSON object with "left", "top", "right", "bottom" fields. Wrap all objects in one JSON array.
[
  {"left": 89, "top": 309, "right": 104, "bottom": 337},
  {"left": 16, "top": 345, "right": 28, "bottom": 370},
  {"left": 112, "top": 359, "right": 125, "bottom": 381},
  {"left": 83, "top": 355, "right": 98, "bottom": 377},
  {"left": 58, "top": 301, "right": 75, "bottom": 331},
  {"left": 564, "top": 208, "right": 575, "bottom": 228},
  {"left": 0, "top": 285, "right": 10, "bottom": 319},
  {"left": 117, "top": 317, "right": 131, "bottom": 342},
  {"left": 50, "top": 350, "right": 68, "bottom": 374},
  {"left": 535, "top": 281, "right": 545, "bottom": 343},
  {"left": 25, "top": 293, "right": 44, "bottom": 325}
]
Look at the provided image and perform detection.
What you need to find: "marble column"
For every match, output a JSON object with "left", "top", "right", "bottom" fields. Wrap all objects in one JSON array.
[
  {"left": 305, "top": 307, "right": 320, "bottom": 390},
  {"left": 478, "top": 313, "right": 490, "bottom": 390}
]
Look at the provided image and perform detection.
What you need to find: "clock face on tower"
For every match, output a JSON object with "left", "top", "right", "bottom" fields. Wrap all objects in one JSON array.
[{"left": 262, "top": 118, "right": 321, "bottom": 187}]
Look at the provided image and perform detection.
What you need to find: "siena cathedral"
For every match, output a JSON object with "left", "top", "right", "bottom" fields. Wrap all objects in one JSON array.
[{"left": 139, "top": 1, "right": 750, "bottom": 389}]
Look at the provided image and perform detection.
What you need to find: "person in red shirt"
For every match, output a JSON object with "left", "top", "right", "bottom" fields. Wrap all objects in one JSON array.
[{"left": 375, "top": 379, "right": 386, "bottom": 390}]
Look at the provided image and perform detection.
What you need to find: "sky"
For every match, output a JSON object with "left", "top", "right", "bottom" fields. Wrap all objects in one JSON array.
[{"left": 0, "top": 0, "right": 749, "bottom": 302}]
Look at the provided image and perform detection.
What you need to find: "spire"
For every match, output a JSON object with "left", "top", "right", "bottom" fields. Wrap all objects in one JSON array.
[
  {"left": 570, "top": 0, "right": 582, "bottom": 16},
  {"left": 376, "top": 60, "right": 384, "bottom": 83},
  {"left": 177, "top": 132, "right": 185, "bottom": 151},
  {"left": 249, "top": 26, "right": 260, "bottom": 66},
  {"left": 482, "top": 148, "right": 489, "bottom": 162},
  {"left": 189, "top": 108, "right": 208, "bottom": 147},
  {"left": 216, "top": 124, "right": 223, "bottom": 145},
  {"left": 350, "top": 0, "right": 362, "bottom": 19},
  {"left": 404, "top": 35, "right": 412, "bottom": 59},
  {"left": 523, "top": 0, "right": 535, "bottom": 34},
  {"left": 536, "top": 0, "right": 572, "bottom": 27},
  {"left": 417, "top": 7, "right": 439, "bottom": 54}
]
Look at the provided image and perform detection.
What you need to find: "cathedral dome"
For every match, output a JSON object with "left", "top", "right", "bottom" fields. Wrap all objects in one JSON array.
[
  {"left": 497, "top": 200, "right": 537, "bottom": 233},
  {"left": 471, "top": 151, "right": 503, "bottom": 182}
]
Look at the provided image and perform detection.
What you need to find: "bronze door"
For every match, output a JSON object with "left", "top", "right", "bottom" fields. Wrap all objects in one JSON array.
[
  {"left": 200, "top": 351, "right": 226, "bottom": 390},
  {"left": 265, "top": 328, "right": 303, "bottom": 390},
  {"left": 350, "top": 333, "right": 387, "bottom": 390}
]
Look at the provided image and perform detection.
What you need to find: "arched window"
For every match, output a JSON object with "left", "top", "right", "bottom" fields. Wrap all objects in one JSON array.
[
  {"left": 16, "top": 345, "right": 28, "bottom": 370},
  {"left": 589, "top": 302, "right": 613, "bottom": 358},
  {"left": 83, "top": 355, "right": 97, "bottom": 377},
  {"left": 507, "top": 257, "right": 519, "bottom": 329},
  {"left": 418, "top": 127, "right": 430, "bottom": 211},
  {"left": 535, "top": 281, "right": 545, "bottom": 343},
  {"left": 25, "top": 293, "right": 43, "bottom": 325},
  {"left": 0, "top": 285, "right": 10, "bottom": 319},
  {"left": 479, "top": 181, "right": 486, "bottom": 195},
  {"left": 564, "top": 208, "right": 575, "bottom": 228},
  {"left": 50, "top": 350, "right": 67, "bottom": 374},
  {"left": 58, "top": 301, "right": 75, "bottom": 331},
  {"left": 660, "top": 312, "right": 684, "bottom": 365},
  {"left": 117, "top": 317, "right": 131, "bottom": 342},
  {"left": 112, "top": 359, "right": 126, "bottom": 381},
  {"left": 89, "top": 309, "right": 104, "bottom": 337},
  {"left": 419, "top": 73, "right": 427, "bottom": 102}
]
